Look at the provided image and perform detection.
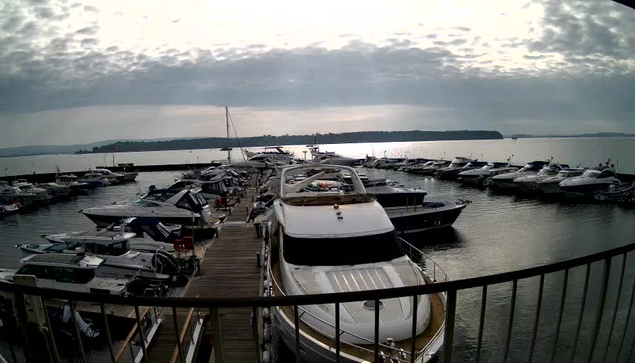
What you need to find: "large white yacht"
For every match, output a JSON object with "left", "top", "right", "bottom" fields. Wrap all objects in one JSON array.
[
  {"left": 82, "top": 188, "right": 211, "bottom": 227},
  {"left": 266, "top": 165, "right": 446, "bottom": 362},
  {"left": 513, "top": 164, "right": 569, "bottom": 192}
]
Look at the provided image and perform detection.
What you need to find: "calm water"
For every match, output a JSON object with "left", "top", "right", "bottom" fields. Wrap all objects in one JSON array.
[
  {"left": 0, "top": 138, "right": 634, "bottom": 362},
  {"left": 2, "top": 137, "right": 634, "bottom": 175}
]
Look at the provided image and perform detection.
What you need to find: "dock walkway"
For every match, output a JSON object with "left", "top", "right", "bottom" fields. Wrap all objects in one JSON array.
[{"left": 146, "top": 188, "right": 263, "bottom": 363}]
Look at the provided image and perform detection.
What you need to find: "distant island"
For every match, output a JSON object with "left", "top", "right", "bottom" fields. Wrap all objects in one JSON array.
[
  {"left": 83, "top": 130, "right": 503, "bottom": 154},
  {"left": 509, "top": 132, "right": 635, "bottom": 139}
]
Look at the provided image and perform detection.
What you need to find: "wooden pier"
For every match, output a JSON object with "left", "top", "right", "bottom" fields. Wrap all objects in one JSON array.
[{"left": 146, "top": 188, "right": 263, "bottom": 363}]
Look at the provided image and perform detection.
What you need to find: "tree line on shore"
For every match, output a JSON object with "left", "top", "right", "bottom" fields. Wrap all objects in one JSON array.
[{"left": 81, "top": 130, "right": 503, "bottom": 154}]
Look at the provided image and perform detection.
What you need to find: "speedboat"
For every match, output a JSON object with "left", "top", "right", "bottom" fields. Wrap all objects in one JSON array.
[
  {"left": 79, "top": 172, "right": 110, "bottom": 187},
  {"left": 37, "top": 182, "right": 72, "bottom": 199},
  {"left": 16, "top": 239, "right": 184, "bottom": 284},
  {"left": 0, "top": 182, "right": 35, "bottom": 203},
  {"left": 82, "top": 188, "right": 211, "bottom": 227},
  {"left": 536, "top": 168, "right": 586, "bottom": 194},
  {"left": 56, "top": 174, "right": 92, "bottom": 191},
  {"left": 12, "top": 180, "right": 50, "bottom": 202},
  {"left": 437, "top": 160, "right": 487, "bottom": 180},
  {"left": 0, "top": 254, "right": 131, "bottom": 295},
  {"left": 405, "top": 161, "right": 436, "bottom": 174},
  {"left": 559, "top": 169, "right": 621, "bottom": 197},
  {"left": 458, "top": 162, "right": 517, "bottom": 187},
  {"left": 513, "top": 164, "right": 569, "bottom": 192},
  {"left": 42, "top": 218, "right": 180, "bottom": 252},
  {"left": 244, "top": 146, "right": 294, "bottom": 162},
  {"left": 267, "top": 164, "right": 446, "bottom": 362},
  {"left": 413, "top": 160, "right": 451, "bottom": 176},
  {"left": 93, "top": 169, "right": 126, "bottom": 184},
  {"left": 434, "top": 157, "right": 474, "bottom": 179},
  {"left": 488, "top": 161, "right": 550, "bottom": 189},
  {"left": 0, "top": 203, "right": 19, "bottom": 215},
  {"left": 594, "top": 183, "right": 635, "bottom": 202}
]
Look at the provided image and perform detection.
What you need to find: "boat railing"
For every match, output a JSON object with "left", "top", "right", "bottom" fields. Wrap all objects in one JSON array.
[
  {"left": 1, "top": 241, "right": 635, "bottom": 363},
  {"left": 400, "top": 237, "right": 449, "bottom": 283}
]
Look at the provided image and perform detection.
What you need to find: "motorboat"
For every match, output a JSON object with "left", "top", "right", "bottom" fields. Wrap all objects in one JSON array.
[
  {"left": 368, "top": 186, "right": 467, "bottom": 234},
  {"left": 0, "top": 254, "right": 131, "bottom": 295},
  {"left": 457, "top": 162, "right": 518, "bottom": 187},
  {"left": 0, "top": 203, "right": 19, "bottom": 215},
  {"left": 169, "top": 178, "right": 228, "bottom": 202},
  {"left": 513, "top": 164, "right": 570, "bottom": 192},
  {"left": 12, "top": 180, "right": 51, "bottom": 202},
  {"left": 385, "top": 200, "right": 468, "bottom": 234},
  {"left": 81, "top": 188, "right": 211, "bottom": 227},
  {"left": 42, "top": 218, "right": 180, "bottom": 253},
  {"left": 0, "top": 182, "right": 35, "bottom": 203},
  {"left": 244, "top": 146, "right": 294, "bottom": 162},
  {"left": 410, "top": 160, "right": 451, "bottom": 175},
  {"left": 267, "top": 164, "right": 446, "bottom": 362},
  {"left": 37, "top": 182, "right": 72, "bottom": 199},
  {"left": 122, "top": 171, "right": 138, "bottom": 182},
  {"left": 594, "top": 183, "right": 635, "bottom": 202},
  {"left": 434, "top": 157, "right": 474, "bottom": 179},
  {"left": 488, "top": 161, "right": 550, "bottom": 189},
  {"left": 79, "top": 172, "right": 110, "bottom": 187},
  {"left": 559, "top": 169, "right": 622, "bottom": 197},
  {"left": 437, "top": 160, "right": 487, "bottom": 180},
  {"left": 405, "top": 161, "right": 436, "bottom": 174},
  {"left": 56, "top": 174, "right": 92, "bottom": 191},
  {"left": 536, "top": 168, "right": 586, "bottom": 194},
  {"left": 93, "top": 169, "right": 126, "bottom": 184},
  {"left": 16, "top": 238, "right": 184, "bottom": 284}
]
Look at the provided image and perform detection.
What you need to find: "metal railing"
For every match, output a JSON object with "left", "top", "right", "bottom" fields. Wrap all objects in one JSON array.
[{"left": 0, "top": 241, "right": 634, "bottom": 363}]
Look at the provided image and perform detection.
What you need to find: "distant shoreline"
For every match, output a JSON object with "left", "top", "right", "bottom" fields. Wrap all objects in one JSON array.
[{"left": 81, "top": 130, "right": 503, "bottom": 155}]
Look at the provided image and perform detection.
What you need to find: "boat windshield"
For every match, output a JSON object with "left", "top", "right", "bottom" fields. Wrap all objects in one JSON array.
[
  {"left": 283, "top": 231, "right": 405, "bottom": 266},
  {"left": 582, "top": 170, "right": 600, "bottom": 178}
]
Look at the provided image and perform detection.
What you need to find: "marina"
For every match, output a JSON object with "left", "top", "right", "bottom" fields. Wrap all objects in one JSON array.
[{"left": 0, "top": 139, "right": 633, "bottom": 362}]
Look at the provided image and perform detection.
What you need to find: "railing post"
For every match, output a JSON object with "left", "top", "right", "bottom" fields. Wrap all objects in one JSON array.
[
  {"left": 69, "top": 302, "right": 88, "bottom": 363},
  {"left": 616, "top": 257, "right": 635, "bottom": 362},
  {"left": 601, "top": 253, "right": 627, "bottom": 363},
  {"left": 253, "top": 306, "right": 262, "bottom": 363},
  {"left": 374, "top": 298, "right": 381, "bottom": 362},
  {"left": 411, "top": 294, "right": 418, "bottom": 363},
  {"left": 443, "top": 289, "right": 457, "bottom": 363},
  {"left": 587, "top": 257, "right": 612, "bottom": 363},
  {"left": 13, "top": 292, "right": 33, "bottom": 362},
  {"left": 549, "top": 269, "right": 569, "bottom": 363},
  {"left": 173, "top": 307, "right": 186, "bottom": 363},
  {"left": 570, "top": 263, "right": 591, "bottom": 363},
  {"left": 40, "top": 297, "right": 60, "bottom": 363},
  {"left": 475, "top": 285, "right": 487, "bottom": 363},
  {"left": 100, "top": 303, "right": 116, "bottom": 363},
  {"left": 210, "top": 307, "right": 225, "bottom": 363},
  {"left": 294, "top": 305, "right": 301, "bottom": 363},
  {"left": 134, "top": 306, "right": 149, "bottom": 363},
  {"left": 528, "top": 274, "right": 545, "bottom": 363},
  {"left": 335, "top": 303, "right": 341, "bottom": 363},
  {"left": 503, "top": 279, "right": 518, "bottom": 363}
]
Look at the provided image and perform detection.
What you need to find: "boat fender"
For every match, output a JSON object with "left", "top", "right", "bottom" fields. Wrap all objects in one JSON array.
[
  {"left": 262, "top": 351, "right": 270, "bottom": 363},
  {"left": 263, "top": 308, "right": 270, "bottom": 321}
]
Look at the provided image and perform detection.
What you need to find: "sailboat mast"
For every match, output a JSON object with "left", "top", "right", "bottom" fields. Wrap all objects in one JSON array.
[{"left": 226, "top": 106, "right": 230, "bottom": 164}]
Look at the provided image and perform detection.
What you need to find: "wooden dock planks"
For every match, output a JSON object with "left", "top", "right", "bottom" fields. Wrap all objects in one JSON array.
[{"left": 147, "top": 188, "right": 263, "bottom": 363}]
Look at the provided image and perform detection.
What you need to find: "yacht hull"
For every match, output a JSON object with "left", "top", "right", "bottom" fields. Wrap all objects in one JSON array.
[
  {"left": 537, "top": 182, "right": 562, "bottom": 195},
  {"left": 385, "top": 202, "right": 466, "bottom": 234}
]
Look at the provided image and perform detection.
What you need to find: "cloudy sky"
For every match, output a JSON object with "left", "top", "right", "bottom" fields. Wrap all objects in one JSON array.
[{"left": 0, "top": 0, "right": 634, "bottom": 147}]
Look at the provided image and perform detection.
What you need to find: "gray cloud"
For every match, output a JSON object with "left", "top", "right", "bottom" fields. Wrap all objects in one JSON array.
[
  {"left": 75, "top": 26, "right": 99, "bottom": 35},
  {"left": 83, "top": 5, "right": 99, "bottom": 13}
]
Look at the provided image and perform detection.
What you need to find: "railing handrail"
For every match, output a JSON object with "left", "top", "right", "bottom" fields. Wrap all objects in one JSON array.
[{"left": 2, "top": 241, "right": 634, "bottom": 307}]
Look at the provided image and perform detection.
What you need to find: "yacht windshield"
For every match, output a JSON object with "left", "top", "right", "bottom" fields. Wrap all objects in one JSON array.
[{"left": 283, "top": 231, "right": 405, "bottom": 266}]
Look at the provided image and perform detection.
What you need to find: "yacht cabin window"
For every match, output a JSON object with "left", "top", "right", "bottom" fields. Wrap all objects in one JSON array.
[
  {"left": 17, "top": 265, "right": 95, "bottom": 283},
  {"left": 282, "top": 231, "right": 405, "bottom": 266}
]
